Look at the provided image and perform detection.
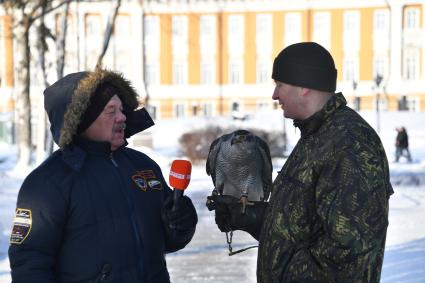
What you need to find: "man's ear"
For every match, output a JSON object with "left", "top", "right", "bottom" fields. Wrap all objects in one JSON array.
[{"left": 299, "top": 87, "right": 311, "bottom": 97}]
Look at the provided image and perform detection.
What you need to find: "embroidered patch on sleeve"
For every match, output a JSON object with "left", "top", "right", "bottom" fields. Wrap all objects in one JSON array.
[{"left": 10, "top": 208, "right": 32, "bottom": 245}]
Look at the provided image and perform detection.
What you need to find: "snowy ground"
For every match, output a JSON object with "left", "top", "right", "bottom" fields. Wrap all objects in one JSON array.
[{"left": 1, "top": 110, "right": 425, "bottom": 282}]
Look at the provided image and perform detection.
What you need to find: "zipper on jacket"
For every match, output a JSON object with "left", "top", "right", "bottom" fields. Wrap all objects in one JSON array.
[
  {"left": 110, "top": 152, "right": 118, "bottom": 167},
  {"left": 109, "top": 152, "right": 145, "bottom": 280},
  {"left": 96, "top": 264, "right": 111, "bottom": 283}
]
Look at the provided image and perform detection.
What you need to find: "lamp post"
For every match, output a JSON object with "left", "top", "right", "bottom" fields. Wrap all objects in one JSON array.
[{"left": 374, "top": 74, "right": 383, "bottom": 134}]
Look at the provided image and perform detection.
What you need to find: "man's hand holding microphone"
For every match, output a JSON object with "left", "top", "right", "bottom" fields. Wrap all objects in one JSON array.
[{"left": 161, "top": 160, "right": 198, "bottom": 252}]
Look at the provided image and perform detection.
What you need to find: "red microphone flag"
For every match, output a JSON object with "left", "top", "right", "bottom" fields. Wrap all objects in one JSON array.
[{"left": 169, "top": 159, "right": 192, "bottom": 190}]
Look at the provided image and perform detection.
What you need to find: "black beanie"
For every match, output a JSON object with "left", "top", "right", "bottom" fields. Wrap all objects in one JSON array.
[
  {"left": 272, "top": 42, "right": 337, "bottom": 92},
  {"left": 77, "top": 83, "right": 117, "bottom": 134}
]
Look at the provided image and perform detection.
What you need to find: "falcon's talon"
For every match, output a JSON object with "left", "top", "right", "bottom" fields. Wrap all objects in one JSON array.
[{"left": 239, "top": 196, "right": 254, "bottom": 214}]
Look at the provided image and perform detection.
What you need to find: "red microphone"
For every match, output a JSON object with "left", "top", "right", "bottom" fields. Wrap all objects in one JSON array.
[{"left": 169, "top": 159, "right": 192, "bottom": 211}]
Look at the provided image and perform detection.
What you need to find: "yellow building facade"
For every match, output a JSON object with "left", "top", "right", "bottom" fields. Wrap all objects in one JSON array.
[{"left": 0, "top": 0, "right": 424, "bottom": 122}]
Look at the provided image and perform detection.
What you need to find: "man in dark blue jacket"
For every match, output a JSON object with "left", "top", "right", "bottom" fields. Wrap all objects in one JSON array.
[{"left": 8, "top": 69, "right": 198, "bottom": 283}]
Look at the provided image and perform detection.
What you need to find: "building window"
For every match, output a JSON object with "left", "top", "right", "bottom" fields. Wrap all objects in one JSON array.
[
  {"left": 231, "top": 102, "right": 240, "bottom": 112},
  {"left": 203, "top": 103, "right": 213, "bottom": 117},
  {"left": 398, "top": 95, "right": 418, "bottom": 111},
  {"left": 284, "top": 13, "right": 301, "bottom": 46},
  {"left": 353, "top": 97, "right": 361, "bottom": 111},
  {"left": 256, "top": 61, "right": 269, "bottom": 84},
  {"left": 404, "top": 7, "right": 419, "bottom": 30},
  {"left": 144, "top": 15, "right": 159, "bottom": 37},
  {"left": 201, "top": 62, "right": 213, "bottom": 84},
  {"left": 343, "top": 11, "right": 360, "bottom": 51},
  {"left": 172, "top": 15, "right": 188, "bottom": 57},
  {"left": 85, "top": 14, "right": 102, "bottom": 69},
  {"left": 145, "top": 64, "right": 158, "bottom": 85},
  {"left": 200, "top": 15, "right": 216, "bottom": 57},
  {"left": 256, "top": 14, "right": 272, "bottom": 54},
  {"left": 313, "top": 12, "right": 331, "bottom": 50},
  {"left": 229, "top": 62, "right": 242, "bottom": 84},
  {"left": 344, "top": 12, "right": 357, "bottom": 32},
  {"left": 115, "top": 15, "right": 131, "bottom": 36},
  {"left": 173, "top": 63, "right": 186, "bottom": 84},
  {"left": 404, "top": 50, "right": 419, "bottom": 80},
  {"left": 172, "top": 16, "right": 186, "bottom": 37},
  {"left": 405, "top": 55, "right": 417, "bottom": 80},
  {"left": 228, "top": 15, "right": 244, "bottom": 54},
  {"left": 200, "top": 15, "right": 215, "bottom": 37},
  {"left": 343, "top": 58, "right": 356, "bottom": 81},
  {"left": 85, "top": 14, "right": 101, "bottom": 36},
  {"left": 374, "top": 58, "right": 385, "bottom": 79},
  {"left": 257, "top": 101, "right": 270, "bottom": 111},
  {"left": 147, "top": 105, "right": 158, "bottom": 120},
  {"left": 174, "top": 104, "right": 185, "bottom": 118},
  {"left": 374, "top": 10, "right": 387, "bottom": 31}
]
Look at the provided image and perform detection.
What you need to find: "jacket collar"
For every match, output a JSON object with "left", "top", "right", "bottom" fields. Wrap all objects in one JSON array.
[
  {"left": 61, "top": 137, "right": 127, "bottom": 171},
  {"left": 293, "top": 92, "right": 347, "bottom": 137}
]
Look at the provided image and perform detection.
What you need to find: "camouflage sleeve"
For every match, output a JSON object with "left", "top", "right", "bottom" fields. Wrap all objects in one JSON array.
[{"left": 286, "top": 149, "right": 389, "bottom": 282}]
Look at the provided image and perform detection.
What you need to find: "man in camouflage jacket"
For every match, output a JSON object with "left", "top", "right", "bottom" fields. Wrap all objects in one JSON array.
[{"left": 208, "top": 42, "right": 393, "bottom": 282}]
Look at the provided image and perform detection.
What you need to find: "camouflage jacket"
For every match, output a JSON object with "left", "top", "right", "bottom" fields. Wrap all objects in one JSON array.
[{"left": 257, "top": 93, "right": 393, "bottom": 283}]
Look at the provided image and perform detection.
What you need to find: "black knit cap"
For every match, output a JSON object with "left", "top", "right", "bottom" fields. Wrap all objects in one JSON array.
[
  {"left": 272, "top": 42, "right": 337, "bottom": 92},
  {"left": 77, "top": 83, "right": 117, "bottom": 134}
]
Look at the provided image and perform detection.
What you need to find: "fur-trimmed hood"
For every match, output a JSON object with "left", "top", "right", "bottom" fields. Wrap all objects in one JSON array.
[{"left": 44, "top": 69, "right": 154, "bottom": 148}]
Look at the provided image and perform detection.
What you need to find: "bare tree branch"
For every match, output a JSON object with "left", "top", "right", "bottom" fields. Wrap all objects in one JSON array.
[
  {"left": 96, "top": 0, "right": 122, "bottom": 69},
  {"left": 30, "top": 0, "right": 74, "bottom": 25}
]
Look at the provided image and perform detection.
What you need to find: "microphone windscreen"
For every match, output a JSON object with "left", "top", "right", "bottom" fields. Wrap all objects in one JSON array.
[{"left": 169, "top": 159, "right": 192, "bottom": 190}]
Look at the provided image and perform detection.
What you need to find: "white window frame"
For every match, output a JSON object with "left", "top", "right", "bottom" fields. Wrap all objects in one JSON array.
[
  {"left": 343, "top": 11, "right": 360, "bottom": 51},
  {"left": 404, "top": 7, "right": 420, "bottom": 30},
  {"left": 284, "top": 13, "right": 301, "bottom": 47},
  {"left": 174, "top": 103, "right": 186, "bottom": 118},
  {"left": 313, "top": 12, "right": 331, "bottom": 50},
  {"left": 145, "top": 63, "right": 158, "bottom": 85},
  {"left": 203, "top": 103, "right": 213, "bottom": 117},
  {"left": 201, "top": 61, "right": 215, "bottom": 84},
  {"left": 173, "top": 62, "right": 186, "bottom": 85},
  {"left": 256, "top": 13, "right": 272, "bottom": 55},
  {"left": 200, "top": 15, "right": 216, "bottom": 55},
  {"left": 256, "top": 60, "right": 269, "bottom": 84},
  {"left": 229, "top": 61, "right": 243, "bottom": 84},
  {"left": 228, "top": 15, "right": 244, "bottom": 55}
]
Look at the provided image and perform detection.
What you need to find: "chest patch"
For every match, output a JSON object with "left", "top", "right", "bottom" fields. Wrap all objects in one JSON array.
[
  {"left": 10, "top": 208, "right": 32, "bottom": 245},
  {"left": 132, "top": 170, "right": 163, "bottom": 191}
]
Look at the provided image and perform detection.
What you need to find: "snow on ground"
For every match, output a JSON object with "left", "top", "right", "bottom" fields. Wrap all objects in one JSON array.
[{"left": 0, "top": 110, "right": 424, "bottom": 282}]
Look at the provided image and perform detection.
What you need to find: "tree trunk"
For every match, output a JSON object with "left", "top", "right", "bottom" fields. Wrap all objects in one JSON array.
[
  {"left": 14, "top": 12, "right": 32, "bottom": 166},
  {"left": 36, "top": 1, "right": 50, "bottom": 164}
]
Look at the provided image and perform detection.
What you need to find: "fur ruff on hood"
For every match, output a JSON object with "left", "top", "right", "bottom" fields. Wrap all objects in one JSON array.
[{"left": 44, "top": 69, "right": 150, "bottom": 148}]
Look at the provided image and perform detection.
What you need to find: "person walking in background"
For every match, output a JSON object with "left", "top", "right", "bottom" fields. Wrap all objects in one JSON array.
[
  {"left": 8, "top": 69, "right": 197, "bottom": 282},
  {"left": 208, "top": 42, "right": 393, "bottom": 282},
  {"left": 395, "top": 126, "right": 412, "bottom": 162}
]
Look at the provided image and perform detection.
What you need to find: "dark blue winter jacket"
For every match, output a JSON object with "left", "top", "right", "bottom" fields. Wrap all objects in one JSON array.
[{"left": 9, "top": 70, "right": 197, "bottom": 282}]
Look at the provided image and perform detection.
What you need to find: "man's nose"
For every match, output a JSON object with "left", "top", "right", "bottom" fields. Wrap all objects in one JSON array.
[
  {"left": 117, "top": 109, "right": 126, "bottom": 122},
  {"left": 272, "top": 87, "right": 279, "bottom": 100}
]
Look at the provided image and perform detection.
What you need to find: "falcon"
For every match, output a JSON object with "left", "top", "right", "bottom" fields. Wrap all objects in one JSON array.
[{"left": 206, "top": 129, "right": 272, "bottom": 213}]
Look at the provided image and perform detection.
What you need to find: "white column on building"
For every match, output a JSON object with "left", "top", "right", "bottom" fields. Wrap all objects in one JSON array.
[
  {"left": 422, "top": 2, "right": 425, "bottom": 81},
  {"left": 388, "top": 0, "right": 403, "bottom": 87}
]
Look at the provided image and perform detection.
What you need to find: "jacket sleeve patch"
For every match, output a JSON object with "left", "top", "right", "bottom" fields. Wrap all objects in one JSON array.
[{"left": 10, "top": 208, "right": 32, "bottom": 245}]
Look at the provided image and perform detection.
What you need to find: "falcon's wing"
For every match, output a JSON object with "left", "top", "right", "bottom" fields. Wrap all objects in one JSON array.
[
  {"left": 255, "top": 136, "right": 273, "bottom": 201},
  {"left": 206, "top": 133, "right": 229, "bottom": 187}
]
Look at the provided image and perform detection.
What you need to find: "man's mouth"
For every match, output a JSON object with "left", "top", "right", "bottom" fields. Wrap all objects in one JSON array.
[{"left": 114, "top": 124, "right": 126, "bottom": 133}]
